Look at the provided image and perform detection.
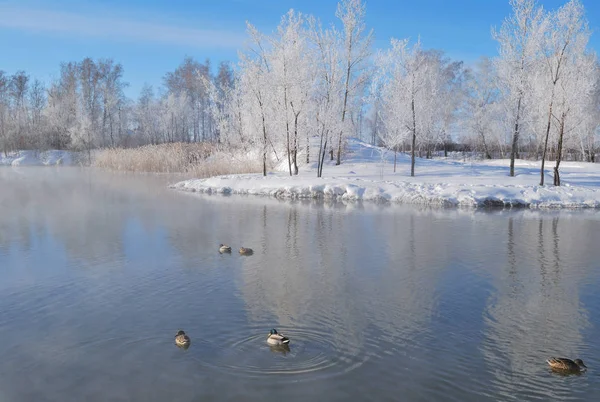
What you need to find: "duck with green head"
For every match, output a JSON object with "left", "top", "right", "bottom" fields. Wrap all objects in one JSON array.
[
  {"left": 267, "top": 329, "right": 290, "bottom": 346},
  {"left": 175, "top": 330, "right": 191, "bottom": 348},
  {"left": 546, "top": 357, "right": 587, "bottom": 372},
  {"left": 219, "top": 244, "right": 232, "bottom": 253}
]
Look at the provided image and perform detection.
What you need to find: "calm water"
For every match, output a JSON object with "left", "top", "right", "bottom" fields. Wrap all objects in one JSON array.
[{"left": 1, "top": 167, "right": 600, "bottom": 401}]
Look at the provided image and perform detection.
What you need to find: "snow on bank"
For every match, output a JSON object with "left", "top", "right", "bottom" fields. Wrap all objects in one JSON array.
[
  {"left": 171, "top": 138, "right": 600, "bottom": 209},
  {"left": 0, "top": 150, "right": 77, "bottom": 166}
]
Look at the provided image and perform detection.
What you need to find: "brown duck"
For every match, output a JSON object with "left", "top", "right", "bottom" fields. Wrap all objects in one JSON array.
[
  {"left": 546, "top": 357, "right": 587, "bottom": 372},
  {"left": 239, "top": 247, "right": 254, "bottom": 255},
  {"left": 175, "top": 330, "right": 191, "bottom": 348}
]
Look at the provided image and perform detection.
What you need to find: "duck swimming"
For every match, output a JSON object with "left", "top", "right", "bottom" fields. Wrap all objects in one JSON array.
[
  {"left": 267, "top": 329, "right": 290, "bottom": 346},
  {"left": 239, "top": 247, "right": 253, "bottom": 255},
  {"left": 175, "top": 330, "right": 191, "bottom": 347},
  {"left": 546, "top": 357, "right": 587, "bottom": 372},
  {"left": 219, "top": 244, "right": 232, "bottom": 253}
]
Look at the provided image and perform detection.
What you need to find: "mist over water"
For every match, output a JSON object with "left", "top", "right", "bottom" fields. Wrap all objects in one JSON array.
[{"left": 1, "top": 167, "right": 599, "bottom": 401}]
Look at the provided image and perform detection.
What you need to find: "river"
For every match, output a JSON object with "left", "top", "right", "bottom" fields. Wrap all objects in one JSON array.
[{"left": 1, "top": 167, "right": 599, "bottom": 401}]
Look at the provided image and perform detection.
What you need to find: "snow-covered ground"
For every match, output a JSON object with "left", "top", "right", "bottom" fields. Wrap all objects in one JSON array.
[
  {"left": 0, "top": 150, "right": 77, "bottom": 166},
  {"left": 171, "top": 138, "right": 600, "bottom": 208}
]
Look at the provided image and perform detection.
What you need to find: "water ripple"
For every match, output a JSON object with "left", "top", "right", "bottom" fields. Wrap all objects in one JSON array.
[{"left": 190, "top": 324, "right": 369, "bottom": 382}]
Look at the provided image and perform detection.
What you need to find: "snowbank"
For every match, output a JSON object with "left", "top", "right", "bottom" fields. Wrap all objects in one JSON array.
[
  {"left": 0, "top": 150, "right": 77, "bottom": 166},
  {"left": 171, "top": 138, "right": 600, "bottom": 209}
]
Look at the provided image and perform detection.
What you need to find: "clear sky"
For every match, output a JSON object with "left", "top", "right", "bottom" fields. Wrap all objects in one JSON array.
[{"left": 1, "top": 0, "right": 599, "bottom": 98}]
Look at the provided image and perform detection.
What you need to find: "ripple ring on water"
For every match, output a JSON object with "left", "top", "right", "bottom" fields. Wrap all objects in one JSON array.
[{"left": 191, "top": 326, "right": 369, "bottom": 381}]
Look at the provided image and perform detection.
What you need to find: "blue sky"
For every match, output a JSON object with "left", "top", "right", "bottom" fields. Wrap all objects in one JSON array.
[{"left": 1, "top": 0, "right": 599, "bottom": 98}]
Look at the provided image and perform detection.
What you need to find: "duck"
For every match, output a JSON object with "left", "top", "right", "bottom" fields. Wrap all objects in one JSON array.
[
  {"left": 239, "top": 247, "right": 254, "bottom": 255},
  {"left": 175, "top": 330, "right": 191, "bottom": 347},
  {"left": 267, "top": 329, "right": 290, "bottom": 346},
  {"left": 219, "top": 244, "right": 232, "bottom": 253},
  {"left": 546, "top": 357, "right": 587, "bottom": 372}
]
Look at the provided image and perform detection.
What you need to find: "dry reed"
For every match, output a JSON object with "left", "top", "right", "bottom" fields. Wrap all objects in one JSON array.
[{"left": 93, "top": 142, "right": 263, "bottom": 177}]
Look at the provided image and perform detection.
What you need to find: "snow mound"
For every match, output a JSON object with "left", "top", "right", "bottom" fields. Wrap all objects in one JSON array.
[
  {"left": 171, "top": 138, "right": 600, "bottom": 209},
  {"left": 171, "top": 175, "right": 600, "bottom": 208}
]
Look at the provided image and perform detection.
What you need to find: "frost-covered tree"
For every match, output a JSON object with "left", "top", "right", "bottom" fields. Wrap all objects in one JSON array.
[
  {"left": 309, "top": 16, "right": 343, "bottom": 177},
  {"left": 577, "top": 74, "right": 600, "bottom": 162},
  {"left": 240, "top": 23, "right": 275, "bottom": 176},
  {"left": 334, "top": 0, "right": 373, "bottom": 165},
  {"left": 135, "top": 84, "right": 160, "bottom": 145},
  {"left": 164, "top": 57, "right": 214, "bottom": 142},
  {"left": 213, "top": 61, "right": 234, "bottom": 143},
  {"left": 493, "top": 0, "right": 545, "bottom": 177},
  {"left": 45, "top": 62, "right": 79, "bottom": 150},
  {"left": 98, "top": 59, "right": 127, "bottom": 147},
  {"left": 551, "top": 51, "right": 597, "bottom": 185},
  {"left": 28, "top": 79, "right": 46, "bottom": 147},
  {"left": 374, "top": 39, "right": 425, "bottom": 176},
  {"left": 419, "top": 50, "right": 465, "bottom": 158},
  {"left": 0, "top": 71, "right": 9, "bottom": 155},
  {"left": 270, "top": 10, "right": 315, "bottom": 175},
  {"left": 372, "top": 41, "right": 410, "bottom": 172},
  {"left": 461, "top": 58, "right": 503, "bottom": 159},
  {"left": 8, "top": 71, "right": 30, "bottom": 149},
  {"left": 537, "top": 0, "right": 591, "bottom": 185},
  {"left": 78, "top": 58, "right": 101, "bottom": 153}
]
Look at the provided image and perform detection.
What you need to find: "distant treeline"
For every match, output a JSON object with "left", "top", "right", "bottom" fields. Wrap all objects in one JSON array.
[{"left": 1, "top": 0, "right": 598, "bottom": 184}]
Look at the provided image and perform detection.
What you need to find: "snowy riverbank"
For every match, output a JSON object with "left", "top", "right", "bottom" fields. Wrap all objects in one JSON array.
[
  {"left": 171, "top": 139, "right": 600, "bottom": 209},
  {"left": 0, "top": 150, "right": 79, "bottom": 166}
]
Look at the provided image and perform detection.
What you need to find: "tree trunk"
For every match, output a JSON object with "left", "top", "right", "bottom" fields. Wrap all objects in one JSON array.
[
  {"left": 335, "top": 132, "right": 343, "bottom": 165},
  {"left": 540, "top": 95, "right": 554, "bottom": 186},
  {"left": 317, "top": 119, "right": 327, "bottom": 178},
  {"left": 286, "top": 122, "right": 292, "bottom": 177},
  {"left": 410, "top": 97, "right": 417, "bottom": 177},
  {"left": 284, "top": 83, "right": 292, "bottom": 176},
  {"left": 306, "top": 130, "right": 310, "bottom": 164},
  {"left": 553, "top": 113, "right": 566, "bottom": 186},
  {"left": 510, "top": 96, "right": 522, "bottom": 177},
  {"left": 319, "top": 138, "right": 328, "bottom": 178},
  {"left": 292, "top": 148, "right": 298, "bottom": 175},
  {"left": 337, "top": 59, "right": 352, "bottom": 166},
  {"left": 317, "top": 132, "right": 324, "bottom": 177},
  {"left": 110, "top": 117, "right": 114, "bottom": 147},
  {"left": 480, "top": 130, "right": 492, "bottom": 159},
  {"left": 261, "top": 110, "right": 267, "bottom": 177},
  {"left": 292, "top": 113, "right": 299, "bottom": 175}
]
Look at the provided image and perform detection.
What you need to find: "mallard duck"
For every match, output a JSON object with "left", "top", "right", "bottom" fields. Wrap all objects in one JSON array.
[
  {"left": 219, "top": 244, "right": 232, "bottom": 253},
  {"left": 175, "top": 330, "right": 191, "bottom": 347},
  {"left": 239, "top": 247, "right": 253, "bottom": 255},
  {"left": 267, "top": 329, "right": 290, "bottom": 346},
  {"left": 546, "top": 357, "right": 587, "bottom": 372}
]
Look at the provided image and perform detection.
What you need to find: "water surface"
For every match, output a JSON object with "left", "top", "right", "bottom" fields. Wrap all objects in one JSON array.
[{"left": 1, "top": 167, "right": 599, "bottom": 401}]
